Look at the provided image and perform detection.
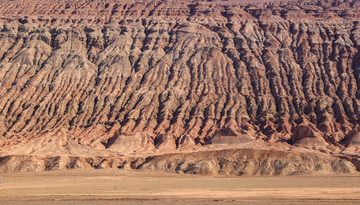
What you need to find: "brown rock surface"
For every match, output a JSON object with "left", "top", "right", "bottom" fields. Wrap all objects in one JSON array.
[{"left": 0, "top": 0, "right": 360, "bottom": 175}]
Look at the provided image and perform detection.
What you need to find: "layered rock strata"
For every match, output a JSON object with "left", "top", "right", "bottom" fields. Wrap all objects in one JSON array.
[{"left": 0, "top": 0, "right": 360, "bottom": 175}]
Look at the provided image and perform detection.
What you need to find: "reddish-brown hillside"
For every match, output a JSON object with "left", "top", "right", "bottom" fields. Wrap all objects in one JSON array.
[{"left": 0, "top": 0, "right": 360, "bottom": 175}]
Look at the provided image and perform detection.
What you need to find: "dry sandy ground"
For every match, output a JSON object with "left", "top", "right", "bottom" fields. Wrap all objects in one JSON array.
[{"left": 0, "top": 169, "right": 360, "bottom": 205}]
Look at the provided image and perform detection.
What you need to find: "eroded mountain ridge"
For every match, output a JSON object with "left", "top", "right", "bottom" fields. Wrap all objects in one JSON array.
[{"left": 0, "top": 0, "right": 360, "bottom": 175}]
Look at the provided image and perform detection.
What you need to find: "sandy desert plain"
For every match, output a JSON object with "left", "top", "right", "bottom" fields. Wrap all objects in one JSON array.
[{"left": 0, "top": 169, "right": 359, "bottom": 205}]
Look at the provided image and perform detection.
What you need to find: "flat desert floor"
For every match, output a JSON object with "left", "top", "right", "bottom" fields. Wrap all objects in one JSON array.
[{"left": 0, "top": 169, "right": 360, "bottom": 205}]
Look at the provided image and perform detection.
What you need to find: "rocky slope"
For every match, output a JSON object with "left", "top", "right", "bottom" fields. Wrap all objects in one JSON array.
[
  {"left": 0, "top": 0, "right": 360, "bottom": 175},
  {"left": 0, "top": 149, "right": 357, "bottom": 175}
]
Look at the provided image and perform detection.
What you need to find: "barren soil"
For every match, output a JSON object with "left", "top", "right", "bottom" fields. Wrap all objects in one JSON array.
[{"left": 0, "top": 169, "right": 360, "bottom": 205}]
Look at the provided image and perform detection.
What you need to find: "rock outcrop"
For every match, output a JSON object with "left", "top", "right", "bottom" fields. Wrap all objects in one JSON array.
[
  {"left": 0, "top": 0, "right": 360, "bottom": 175},
  {"left": 0, "top": 149, "right": 357, "bottom": 175}
]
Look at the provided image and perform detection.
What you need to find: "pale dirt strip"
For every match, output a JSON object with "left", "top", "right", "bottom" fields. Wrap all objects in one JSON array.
[{"left": 0, "top": 171, "right": 360, "bottom": 203}]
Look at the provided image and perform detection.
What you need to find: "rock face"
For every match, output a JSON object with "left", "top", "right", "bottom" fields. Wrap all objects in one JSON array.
[
  {"left": 138, "top": 149, "right": 357, "bottom": 176},
  {"left": 0, "top": 149, "right": 357, "bottom": 175},
  {"left": 0, "top": 0, "right": 360, "bottom": 175}
]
